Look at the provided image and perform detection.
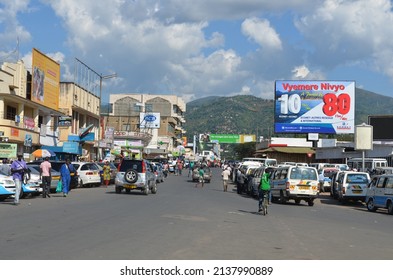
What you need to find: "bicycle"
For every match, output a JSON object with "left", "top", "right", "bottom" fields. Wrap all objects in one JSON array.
[{"left": 259, "top": 190, "right": 269, "bottom": 215}]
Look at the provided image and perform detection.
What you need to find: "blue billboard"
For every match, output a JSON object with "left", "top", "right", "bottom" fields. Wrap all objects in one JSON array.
[{"left": 274, "top": 80, "right": 355, "bottom": 134}]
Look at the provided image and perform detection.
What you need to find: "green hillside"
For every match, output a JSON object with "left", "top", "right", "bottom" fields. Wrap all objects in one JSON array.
[{"left": 184, "top": 88, "right": 393, "bottom": 140}]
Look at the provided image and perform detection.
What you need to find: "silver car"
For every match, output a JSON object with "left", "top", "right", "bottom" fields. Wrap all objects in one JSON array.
[{"left": 115, "top": 159, "right": 157, "bottom": 195}]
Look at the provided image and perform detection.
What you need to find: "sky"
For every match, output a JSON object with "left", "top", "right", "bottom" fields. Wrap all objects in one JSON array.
[{"left": 1, "top": 0, "right": 393, "bottom": 104}]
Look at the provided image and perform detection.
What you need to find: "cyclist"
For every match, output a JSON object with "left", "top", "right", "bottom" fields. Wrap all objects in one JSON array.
[
  {"left": 195, "top": 167, "right": 205, "bottom": 188},
  {"left": 258, "top": 172, "right": 271, "bottom": 214}
]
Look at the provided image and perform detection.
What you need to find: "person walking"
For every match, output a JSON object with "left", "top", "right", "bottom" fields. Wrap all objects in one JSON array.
[
  {"left": 222, "top": 167, "right": 231, "bottom": 192},
  {"left": 10, "top": 154, "right": 28, "bottom": 205},
  {"left": 188, "top": 161, "right": 194, "bottom": 177},
  {"left": 236, "top": 169, "right": 246, "bottom": 194},
  {"left": 195, "top": 167, "right": 205, "bottom": 188},
  {"left": 258, "top": 172, "right": 271, "bottom": 213},
  {"left": 177, "top": 160, "right": 183, "bottom": 176},
  {"left": 102, "top": 161, "right": 111, "bottom": 187},
  {"left": 60, "top": 159, "right": 75, "bottom": 197},
  {"left": 40, "top": 157, "right": 52, "bottom": 198}
]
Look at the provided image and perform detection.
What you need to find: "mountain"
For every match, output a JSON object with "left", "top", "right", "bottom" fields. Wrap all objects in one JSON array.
[{"left": 184, "top": 89, "right": 393, "bottom": 139}]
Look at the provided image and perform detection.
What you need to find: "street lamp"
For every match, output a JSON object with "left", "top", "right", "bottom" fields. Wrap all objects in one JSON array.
[{"left": 98, "top": 73, "right": 117, "bottom": 160}]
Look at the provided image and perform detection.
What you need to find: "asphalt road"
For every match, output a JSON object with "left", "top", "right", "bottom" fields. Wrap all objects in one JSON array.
[{"left": 1, "top": 168, "right": 393, "bottom": 260}]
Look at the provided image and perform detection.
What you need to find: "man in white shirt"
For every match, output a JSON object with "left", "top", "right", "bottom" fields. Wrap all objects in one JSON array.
[{"left": 222, "top": 168, "right": 231, "bottom": 192}]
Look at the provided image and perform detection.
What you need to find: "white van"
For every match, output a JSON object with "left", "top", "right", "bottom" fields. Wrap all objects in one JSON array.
[
  {"left": 336, "top": 171, "right": 370, "bottom": 202},
  {"left": 347, "top": 158, "right": 388, "bottom": 172},
  {"left": 365, "top": 175, "right": 393, "bottom": 214},
  {"left": 270, "top": 166, "right": 319, "bottom": 206},
  {"left": 310, "top": 163, "right": 336, "bottom": 171},
  {"left": 242, "top": 157, "right": 277, "bottom": 167}
]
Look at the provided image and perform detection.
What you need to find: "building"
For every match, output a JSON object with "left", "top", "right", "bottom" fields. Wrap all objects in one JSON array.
[
  {"left": 0, "top": 53, "right": 102, "bottom": 161},
  {"left": 56, "top": 82, "right": 100, "bottom": 161},
  {"left": 105, "top": 94, "right": 186, "bottom": 159},
  {"left": 0, "top": 59, "right": 64, "bottom": 160}
]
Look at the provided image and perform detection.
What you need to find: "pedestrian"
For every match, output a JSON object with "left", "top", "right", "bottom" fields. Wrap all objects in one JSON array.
[
  {"left": 10, "top": 154, "right": 28, "bottom": 205},
  {"left": 174, "top": 161, "right": 179, "bottom": 176},
  {"left": 258, "top": 172, "right": 271, "bottom": 212},
  {"left": 40, "top": 157, "right": 52, "bottom": 198},
  {"left": 102, "top": 161, "right": 111, "bottom": 187},
  {"left": 177, "top": 160, "right": 183, "bottom": 176},
  {"left": 188, "top": 161, "right": 194, "bottom": 177},
  {"left": 60, "top": 158, "right": 75, "bottom": 197},
  {"left": 222, "top": 167, "right": 231, "bottom": 192},
  {"left": 236, "top": 169, "right": 245, "bottom": 194},
  {"left": 195, "top": 167, "right": 205, "bottom": 188}
]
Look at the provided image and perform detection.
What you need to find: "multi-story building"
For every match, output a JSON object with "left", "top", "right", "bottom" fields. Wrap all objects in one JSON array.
[
  {"left": 57, "top": 82, "right": 100, "bottom": 161},
  {"left": 0, "top": 59, "right": 64, "bottom": 160},
  {"left": 0, "top": 53, "right": 101, "bottom": 161},
  {"left": 105, "top": 94, "right": 186, "bottom": 158}
]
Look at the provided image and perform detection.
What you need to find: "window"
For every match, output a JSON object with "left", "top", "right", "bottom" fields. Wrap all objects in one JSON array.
[
  {"left": 122, "top": 124, "right": 131, "bottom": 131},
  {"left": 272, "top": 170, "right": 281, "bottom": 180},
  {"left": 386, "top": 178, "right": 393, "bottom": 189},
  {"left": 145, "top": 104, "right": 153, "bottom": 112},
  {"left": 133, "top": 104, "right": 142, "bottom": 112},
  {"left": 280, "top": 169, "right": 288, "bottom": 179},
  {"left": 6, "top": 105, "right": 16, "bottom": 121},
  {"left": 377, "top": 178, "right": 386, "bottom": 189},
  {"left": 346, "top": 174, "right": 368, "bottom": 184}
]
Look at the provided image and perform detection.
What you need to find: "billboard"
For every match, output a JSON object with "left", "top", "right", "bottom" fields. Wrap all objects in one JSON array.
[
  {"left": 140, "top": 113, "right": 161, "bottom": 128},
  {"left": 274, "top": 81, "right": 355, "bottom": 134},
  {"left": 0, "top": 143, "right": 17, "bottom": 158},
  {"left": 369, "top": 115, "right": 393, "bottom": 140},
  {"left": 31, "top": 48, "right": 60, "bottom": 110},
  {"left": 58, "top": 116, "right": 72, "bottom": 127},
  {"left": 209, "top": 134, "right": 256, "bottom": 144}
]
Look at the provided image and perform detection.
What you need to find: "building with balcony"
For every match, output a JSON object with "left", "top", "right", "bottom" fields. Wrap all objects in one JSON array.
[
  {"left": 0, "top": 54, "right": 101, "bottom": 161},
  {"left": 58, "top": 82, "right": 100, "bottom": 160},
  {"left": 105, "top": 94, "right": 186, "bottom": 158},
  {"left": 0, "top": 60, "right": 64, "bottom": 160}
]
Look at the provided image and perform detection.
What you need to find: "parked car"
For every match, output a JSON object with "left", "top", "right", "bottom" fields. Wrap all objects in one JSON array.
[
  {"left": 115, "top": 158, "right": 157, "bottom": 195},
  {"left": 192, "top": 166, "right": 212, "bottom": 183},
  {"left": 247, "top": 166, "right": 276, "bottom": 197},
  {"left": 151, "top": 162, "right": 165, "bottom": 183},
  {"left": 270, "top": 165, "right": 319, "bottom": 206},
  {"left": 0, "top": 184, "right": 14, "bottom": 201},
  {"left": 26, "top": 165, "right": 60, "bottom": 194},
  {"left": 72, "top": 162, "right": 101, "bottom": 188},
  {"left": 97, "top": 162, "right": 118, "bottom": 184},
  {"left": 319, "top": 167, "right": 339, "bottom": 192},
  {"left": 28, "top": 161, "right": 79, "bottom": 189},
  {"left": 0, "top": 171, "right": 16, "bottom": 201},
  {"left": 0, "top": 165, "right": 43, "bottom": 198},
  {"left": 365, "top": 174, "right": 393, "bottom": 214},
  {"left": 336, "top": 171, "right": 370, "bottom": 203}
]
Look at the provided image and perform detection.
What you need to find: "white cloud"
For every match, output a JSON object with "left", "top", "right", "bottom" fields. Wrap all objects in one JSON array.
[
  {"left": 241, "top": 18, "right": 282, "bottom": 50},
  {"left": 0, "top": 0, "right": 31, "bottom": 58},
  {"left": 3, "top": 0, "right": 393, "bottom": 102},
  {"left": 295, "top": 0, "right": 393, "bottom": 81},
  {"left": 291, "top": 65, "right": 325, "bottom": 80}
]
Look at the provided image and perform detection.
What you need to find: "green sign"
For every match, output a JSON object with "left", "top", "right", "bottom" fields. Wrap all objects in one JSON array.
[
  {"left": 209, "top": 134, "right": 240, "bottom": 144},
  {"left": 0, "top": 143, "right": 17, "bottom": 158}
]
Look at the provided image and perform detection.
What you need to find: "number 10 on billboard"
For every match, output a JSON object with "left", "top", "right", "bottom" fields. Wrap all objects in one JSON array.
[{"left": 278, "top": 94, "right": 301, "bottom": 114}]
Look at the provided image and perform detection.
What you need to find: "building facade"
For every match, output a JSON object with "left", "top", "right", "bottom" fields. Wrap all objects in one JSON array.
[
  {"left": 0, "top": 60, "right": 64, "bottom": 160},
  {"left": 105, "top": 94, "right": 186, "bottom": 158}
]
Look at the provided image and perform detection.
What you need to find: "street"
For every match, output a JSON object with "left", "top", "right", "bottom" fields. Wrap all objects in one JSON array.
[{"left": 1, "top": 168, "right": 392, "bottom": 260}]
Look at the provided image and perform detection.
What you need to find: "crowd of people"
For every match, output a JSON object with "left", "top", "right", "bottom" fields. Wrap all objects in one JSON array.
[{"left": 3, "top": 155, "right": 77, "bottom": 206}]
